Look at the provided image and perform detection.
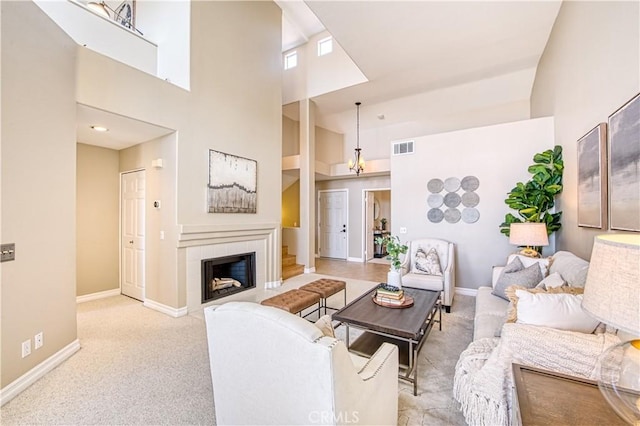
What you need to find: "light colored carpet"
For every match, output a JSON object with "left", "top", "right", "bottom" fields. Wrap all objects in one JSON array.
[{"left": 1, "top": 274, "right": 472, "bottom": 425}]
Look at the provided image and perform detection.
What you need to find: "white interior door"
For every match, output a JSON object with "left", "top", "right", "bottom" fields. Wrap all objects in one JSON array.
[
  {"left": 318, "top": 190, "right": 347, "bottom": 259},
  {"left": 365, "top": 192, "right": 375, "bottom": 261},
  {"left": 121, "top": 170, "right": 145, "bottom": 301}
]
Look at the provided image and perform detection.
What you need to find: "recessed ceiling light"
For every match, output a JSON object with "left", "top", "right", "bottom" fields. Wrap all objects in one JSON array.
[{"left": 90, "top": 125, "right": 109, "bottom": 132}]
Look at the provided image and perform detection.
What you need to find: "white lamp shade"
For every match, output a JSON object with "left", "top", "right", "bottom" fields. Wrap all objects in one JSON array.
[
  {"left": 509, "top": 222, "right": 549, "bottom": 247},
  {"left": 582, "top": 234, "right": 640, "bottom": 335}
]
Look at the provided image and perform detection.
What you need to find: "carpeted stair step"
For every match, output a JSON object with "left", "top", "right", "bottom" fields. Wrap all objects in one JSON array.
[
  {"left": 282, "top": 263, "right": 304, "bottom": 280},
  {"left": 282, "top": 253, "right": 297, "bottom": 267}
]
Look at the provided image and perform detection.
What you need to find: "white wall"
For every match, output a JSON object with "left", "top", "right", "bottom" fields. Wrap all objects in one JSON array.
[
  {"left": 320, "top": 69, "right": 534, "bottom": 163},
  {"left": 282, "top": 30, "right": 367, "bottom": 105},
  {"left": 391, "top": 117, "right": 555, "bottom": 290},
  {"left": 531, "top": 1, "right": 640, "bottom": 260},
  {"left": 76, "top": 144, "right": 120, "bottom": 296},
  {"left": 2, "top": 1, "right": 78, "bottom": 388},
  {"left": 136, "top": 1, "right": 190, "bottom": 89},
  {"left": 35, "top": 0, "right": 157, "bottom": 77}
]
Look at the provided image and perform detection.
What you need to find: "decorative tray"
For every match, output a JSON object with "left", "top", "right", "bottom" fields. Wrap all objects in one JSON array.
[{"left": 372, "top": 294, "right": 414, "bottom": 309}]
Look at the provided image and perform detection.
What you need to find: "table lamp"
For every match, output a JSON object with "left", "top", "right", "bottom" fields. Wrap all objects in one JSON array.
[
  {"left": 509, "top": 222, "right": 549, "bottom": 258},
  {"left": 582, "top": 234, "right": 640, "bottom": 425}
]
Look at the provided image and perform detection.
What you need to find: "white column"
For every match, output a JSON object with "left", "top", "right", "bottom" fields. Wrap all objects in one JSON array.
[{"left": 299, "top": 99, "right": 316, "bottom": 272}]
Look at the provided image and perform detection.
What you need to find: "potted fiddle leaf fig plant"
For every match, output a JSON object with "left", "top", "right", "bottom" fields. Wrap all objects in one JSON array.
[
  {"left": 374, "top": 234, "right": 408, "bottom": 288},
  {"left": 499, "top": 145, "right": 564, "bottom": 253}
]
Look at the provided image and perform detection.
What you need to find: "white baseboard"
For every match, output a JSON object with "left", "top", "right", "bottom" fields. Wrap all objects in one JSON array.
[
  {"left": 304, "top": 267, "right": 316, "bottom": 273},
  {"left": 347, "top": 257, "right": 363, "bottom": 263},
  {"left": 76, "top": 288, "right": 120, "bottom": 304},
  {"left": 455, "top": 287, "right": 478, "bottom": 297},
  {"left": 264, "top": 280, "right": 281, "bottom": 289},
  {"left": 143, "top": 298, "right": 188, "bottom": 318},
  {"left": 1, "top": 339, "right": 81, "bottom": 406}
]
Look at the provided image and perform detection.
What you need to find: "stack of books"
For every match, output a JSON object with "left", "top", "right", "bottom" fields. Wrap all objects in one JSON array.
[{"left": 375, "top": 284, "right": 405, "bottom": 305}]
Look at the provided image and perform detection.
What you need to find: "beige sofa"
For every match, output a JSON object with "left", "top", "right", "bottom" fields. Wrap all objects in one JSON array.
[
  {"left": 454, "top": 251, "right": 623, "bottom": 425},
  {"left": 473, "top": 250, "right": 590, "bottom": 341}
]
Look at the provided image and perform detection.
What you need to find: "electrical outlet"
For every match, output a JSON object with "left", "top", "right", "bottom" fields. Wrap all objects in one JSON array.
[
  {"left": 22, "top": 339, "right": 31, "bottom": 358},
  {"left": 400, "top": 227, "right": 407, "bottom": 234},
  {"left": 35, "top": 332, "right": 43, "bottom": 349}
]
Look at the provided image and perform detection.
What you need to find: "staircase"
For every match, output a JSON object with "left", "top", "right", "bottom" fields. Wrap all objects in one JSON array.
[{"left": 282, "top": 246, "right": 304, "bottom": 280}]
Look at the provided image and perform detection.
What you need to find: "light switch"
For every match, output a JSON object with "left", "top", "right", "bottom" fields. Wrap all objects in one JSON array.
[{"left": 1, "top": 243, "right": 15, "bottom": 262}]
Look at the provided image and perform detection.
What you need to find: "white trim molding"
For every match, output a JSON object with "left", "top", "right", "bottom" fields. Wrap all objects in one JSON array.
[
  {"left": 1, "top": 339, "right": 81, "bottom": 406},
  {"left": 304, "top": 267, "right": 316, "bottom": 273},
  {"left": 455, "top": 287, "right": 478, "bottom": 297},
  {"left": 347, "top": 256, "right": 364, "bottom": 263},
  {"left": 144, "top": 299, "right": 188, "bottom": 318},
  {"left": 76, "top": 288, "right": 120, "bottom": 303}
]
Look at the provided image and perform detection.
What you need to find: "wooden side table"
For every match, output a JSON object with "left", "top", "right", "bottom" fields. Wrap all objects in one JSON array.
[{"left": 511, "top": 363, "right": 627, "bottom": 425}]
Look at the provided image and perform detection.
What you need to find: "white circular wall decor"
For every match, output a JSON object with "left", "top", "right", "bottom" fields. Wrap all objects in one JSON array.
[
  {"left": 427, "top": 193, "right": 444, "bottom": 208},
  {"left": 426, "top": 175, "right": 480, "bottom": 224},
  {"left": 444, "top": 177, "right": 461, "bottom": 192},
  {"left": 462, "top": 207, "right": 480, "bottom": 223},
  {"left": 444, "top": 192, "right": 461, "bottom": 208},
  {"left": 444, "top": 208, "right": 461, "bottom": 223},
  {"left": 427, "top": 178, "right": 444, "bottom": 193},
  {"left": 461, "top": 175, "right": 480, "bottom": 191},
  {"left": 427, "top": 208, "right": 444, "bottom": 223},
  {"left": 461, "top": 191, "right": 480, "bottom": 207}
]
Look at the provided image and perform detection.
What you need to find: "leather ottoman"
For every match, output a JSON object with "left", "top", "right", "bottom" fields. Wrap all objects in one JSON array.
[
  {"left": 260, "top": 289, "right": 321, "bottom": 318},
  {"left": 300, "top": 279, "right": 347, "bottom": 315}
]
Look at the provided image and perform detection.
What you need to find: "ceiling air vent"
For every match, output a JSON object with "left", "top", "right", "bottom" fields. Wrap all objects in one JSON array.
[{"left": 392, "top": 140, "right": 414, "bottom": 156}]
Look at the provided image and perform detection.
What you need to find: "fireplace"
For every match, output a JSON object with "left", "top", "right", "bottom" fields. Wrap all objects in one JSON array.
[{"left": 201, "top": 252, "right": 256, "bottom": 303}]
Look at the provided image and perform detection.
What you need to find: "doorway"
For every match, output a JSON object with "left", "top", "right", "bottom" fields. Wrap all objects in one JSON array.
[
  {"left": 318, "top": 189, "right": 348, "bottom": 259},
  {"left": 363, "top": 189, "right": 391, "bottom": 264},
  {"left": 121, "top": 170, "right": 146, "bottom": 301}
]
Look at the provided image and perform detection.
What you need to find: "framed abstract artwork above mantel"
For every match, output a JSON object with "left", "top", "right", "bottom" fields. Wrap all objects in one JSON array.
[
  {"left": 207, "top": 150, "right": 257, "bottom": 214},
  {"left": 608, "top": 93, "right": 640, "bottom": 232},
  {"left": 577, "top": 123, "right": 607, "bottom": 229}
]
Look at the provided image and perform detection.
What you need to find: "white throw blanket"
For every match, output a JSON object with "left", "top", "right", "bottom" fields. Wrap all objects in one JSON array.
[{"left": 453, "top": 323, "right": 621, "bottom": 426}]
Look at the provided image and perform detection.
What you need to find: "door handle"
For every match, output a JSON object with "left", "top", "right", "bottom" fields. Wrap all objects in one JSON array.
[{"left": 129, "top": 240, "right": 134, "bottom": 244}]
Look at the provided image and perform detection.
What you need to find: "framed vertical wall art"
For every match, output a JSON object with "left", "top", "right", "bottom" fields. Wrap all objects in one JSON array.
[
  {"left": 608, "top": 93, "right": 640, "bottom": 232},
  {"left": 208, "top": 150, "right": 257, "bottom": 214},
  {"left": 577, "top": 123, "right": 607, "bottom": 228}
]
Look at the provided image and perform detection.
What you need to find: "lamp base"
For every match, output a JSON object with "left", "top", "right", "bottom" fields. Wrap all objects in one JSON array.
[
  {"left": 597, "top": 339, "right": 640, "bottom": 424},
  {"left": 517, "top": 247, "right": 541, "bottom": 258}
]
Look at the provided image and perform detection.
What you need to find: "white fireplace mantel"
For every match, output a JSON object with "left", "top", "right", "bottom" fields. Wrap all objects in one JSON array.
[{"left": 178, "top": 223, "right": 281, "bottom": 314}]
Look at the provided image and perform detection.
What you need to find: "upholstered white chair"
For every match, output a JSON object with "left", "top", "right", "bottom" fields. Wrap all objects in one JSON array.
[
  {"left": 400, "top": 238, "right": 456, "bottom": 312},
  {"left": 204, "top": 302, "right": 399, "bottom": 425}
]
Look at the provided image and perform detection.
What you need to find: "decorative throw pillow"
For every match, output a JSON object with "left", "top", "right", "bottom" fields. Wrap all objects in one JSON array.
[
  {"left": 535, "top": 272, "right": 567, "bottom": 289},
  {"left": 314, "top": 315, "right": 335, "bottom": 338},
  {"left": 505, "top": 285, "right": 584, "bottom": 323},
  {"left": 413, "top": 247, "right": 443, "bottom": 276},
  {"left": 514, "top": 289, "right": 600, "bottom": 334},
  {"left": 507, "top": 254, "right": 552, "bottom": 277},
  {"left": 492, "top": 258, "right": 542, "bottom": 301}
]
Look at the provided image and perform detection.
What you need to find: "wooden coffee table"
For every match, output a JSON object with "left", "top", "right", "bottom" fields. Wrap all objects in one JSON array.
[{"left": 332, "top": 285, "right": 441, "bottom": 395}]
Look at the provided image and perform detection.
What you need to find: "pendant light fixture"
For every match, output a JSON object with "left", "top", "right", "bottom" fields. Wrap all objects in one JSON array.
[{"left": 348, "top": 101, "right": 365, "bottom": 176}]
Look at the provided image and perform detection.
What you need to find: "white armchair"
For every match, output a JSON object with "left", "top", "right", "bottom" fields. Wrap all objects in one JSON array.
[
  {"left": 204, "top": 302, "right": 399, "bottom": 425},
  {"left": 400, "top": 238, "right": 456, "bottom": 312}
]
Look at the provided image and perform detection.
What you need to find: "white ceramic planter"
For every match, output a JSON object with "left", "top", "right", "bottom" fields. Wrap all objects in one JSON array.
[{"left": 386, "top": 269, "right": 402, "bottom": 289}]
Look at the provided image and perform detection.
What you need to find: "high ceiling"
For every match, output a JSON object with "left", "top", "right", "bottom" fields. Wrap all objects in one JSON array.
[
  {"left": 78, "top": 1, "right": 562, "bottom": 149},
  {"left": 303, "top": 0, "right": 562, "bottom": 117}
]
